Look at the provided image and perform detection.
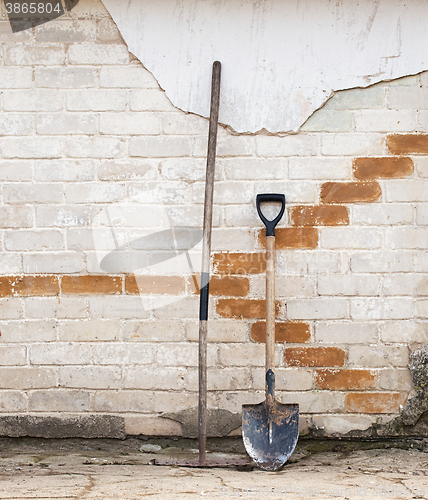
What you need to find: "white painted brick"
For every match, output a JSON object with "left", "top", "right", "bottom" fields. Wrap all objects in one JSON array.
[
  {"left": 36, "top": 113, "right": 97, "bottom": 135},
  {"left": 65, "top": 136, "right": 126, "bottom": 158},
  {"left": 165, "top": 205, "right": 221, "bottom": 228},
  {"left": 35, "top": 67, "right": 96, "bottom": 88},
  {"left": 193, "top": 134, "right": 255, "bottom": 157},
  {"left": 0, "top": 207, "right": 33, "bottom": 228},
  {"left": 92, "top": 390, "right": 154, "bottom": 413},
  {"left": 278, "top": 391, "right": 344, "bottom": 414},
  {"left": 383, "top": 273, "right": 428, "bottom": 296},
  {"left": 34, "top": 160, "right": 95, "bottom": 182},
  {"left": 0, "top": 320, "right": 57, "bottom": 343},
  {"left": 0, "top": 161, "right": 32, "bottom": 181},
  {"left": 3, "top": 90, "right": 63, "bottom": 112},
  {"left": 0, "top": 345, "right": 26, "bottom": 365},
  {"left": 210, "top": 228, "right": 255, "bottom": 251},
  {"left": 98, "top": 204, "right": 165, "bottom": 228},
  {"left": 26, "top": 298, "right": 88, "bottom": 320},
  {"left": 129, "top": 89, "right": 175, "bottom": 111},
  {"left": 162, "top": 112, "right": 208, "bottom": 135},
  {"left": 28, "top": 389, "right": 89, "bottom": 412},
  {"left": 318, "top": 274, "right": 380, "bottom": 296},
  {"left": 224, "top": 204, "right": 268, "bottom": 227},
  {"left": 185, "top": 320, "right": 247, "bottom": 342},
  {"left": 0, "top": 367, "right": 57, "bottom": 389},
  {"left": 124, "top": 367, "right": 185, "bottom": 390},
  {"left": 0, "top": 67, "right": 33, "bottom": 89},
  {"left": 92, "top": 343, "right": 155, "bottom": 366},
  {"left": 414, "top": 157, "right": 428, "bottom": 178},
  {"left": 415, "top": 252, "right": 428, "bottom": 272},
  {"left": 5, "top": 230, "right": 64, "bottom": 251},
  {"left": 351, "top": 251, "right": 414, "bottom": 273},
  {"left": 98, "top": 159, "right": 158, "bottom": 181},
  {"left": 351, "top": 297, "right": 413, "bottom": 320},
  {"left": 89, "top": 296, "right": 151, "bottom": 319},
  {"left": 3, "top": 184, "right": 64, "bottom": 204},
  {"left": 416, "top": 204, "right": 428, "bottom": 225},
  {"left": 154, "top": 392, "right": 199, "bottom": 413},
  {"left": 320, "top": 227, "right": 382, "bottom": 249},
  {"left": 250, "top": 274, "right": 314, "bottom": 298},
  {"left": 260, "top": 180, "right": 317, "bottom": 203},
  {"left": 1, "top": 137, "right": 61, "bottom": 158},
  {"left": 414, "top": 300, "right": 428, "bottom": 318},
  {"left": 68, "top": 43, "right": 129, "bottom": 64},
  {"left": 99, "top": 66, "right": 158, "bottom": 88},
  {"left": 352, "top": 204, "right": 414, "bottom": 225},
  {"left": 321, "top": 134, "right": 383, "bottom": 156},
  {"left": 129, "top": 180, "right": 189, "bottom": 204},
  {"left": 35, "top": 19, "right": 97, "bottom": 43},
  {"left": 4, "top": 45, "right": 65, "bottom": 65},
  {"left": 0, "top": 21, "right": 33, "bottom": 42},
  {"left": 287, "top": 298, "right": 348, "bottom": 320},
  {"left": 99, "top": 113, "right": 161, "bottom": 135},
  {"left": 276, "top": 250, "right": 342, "bottom": 275},
  {"left": 315, "top": 322, "right": 378, "bottom": 343},
  {"left": 219, "top": 344, "right": 265, "bottom": 367},
  {"left": 59, "top": 366, "right": 121, "bottom": 389},
  {"left": 0, "top": 254, "right": 22, "bottom": 273},
  {"left": 66, "top": 89, "right": 126, "bottom": 111},
  {"left": 185, "top": 367, "right": 251, "bottom": 391},
  {"left": 36, "top": 205, "right": 93, "bottom": 227},
  {"left": 0, "top": 392, "right": 27, "bottom": 412},
  {"left": 192, "top": 181, "right": 253, "bottom": 205},
  {"left": 354, "top": 110, "right": 417, "bottom": 132},
  {"left": 30, "top": 343, "right": 92, "bottom": 365},
  {"left": 417, "top": 111, "right": 428, "bottom": 131},
  {"left": 380, "top": 321, "right": 428, "bottom": 343},
  {"left": 386, "top": 227, "right": 428, "bottom": 249},
  {"left": 0, "top": 114, "right": 32, "bottom": 135},
  {"left": 23, "top": 252, "right": 84, "bottom": 273},
  {"left": 0, "top": 298, "right": 23, "bottom": 320},
  {"left": 256, "top": 135, "right": 319, "bottom": 157},
  {"left": 323, "top": 86, "right": 385, "bottom": 110},
  {"left": 216, "top": 391, "right": 264, "bottom": 413},
  {"left": 252, "top": 368, "right": 313, "bottom": 391},
  {"left": 378, "top": 368, "right": 412, "bottom": 392},
  {"left": 152, "top": 297, "right": 200, "bottom": 320},
  {"left": 288, "top": 157, "right": 351, "bottom": 180},
  {"left": 58, "top": 319, "right": 118, "bottom": 341},
  {"left": 301, "top": 110, "right": 353, "bottom": 132},
  {"left": 65, "top": 182, "right": 126, "bottom": 204},
  {"left": 312, "top": 415, "right": 375, "bottom": 435},
  {"left": 67, "top": 227, "right": 126, "bottom": 251},
  {"left": 387, "top": 86, "right": 428, "bottom": 109},
  {"left": 96, "top": 19, "right": 123, "bottom": 43},
  {"left": 222, "top": 158, "right": 287, "bottom": 180},
  {"left": 123, "top": 320, "right": 185, "bottom": 342},
  {"left": 384, "top": 180, "right": 428, "bottom": 202},
  {"left": 161, "top": 158, "right": 212, "bottom": 181},
  {"left": 156, "top": 343, "right": 216, "bottom": 367},
  {"left": 129, "top": 136, "right": 192, "bottom": 157},
  {"left": 348, "top": 345, "right": 409, "bottom": 367}
]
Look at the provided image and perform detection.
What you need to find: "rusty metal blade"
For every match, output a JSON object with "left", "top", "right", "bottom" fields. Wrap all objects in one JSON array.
[{"left": 242, "top": 400, "right": 299, "bottom": 471}]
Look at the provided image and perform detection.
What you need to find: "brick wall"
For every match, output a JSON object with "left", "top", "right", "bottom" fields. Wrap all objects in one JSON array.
[{"left": 0, "top": 0, "right": 427, "bottom": 438}]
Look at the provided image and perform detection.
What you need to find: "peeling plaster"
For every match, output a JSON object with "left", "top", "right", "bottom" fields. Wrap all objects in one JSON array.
[{"left": 102, "top": 0, "right": 428, "bottom": 133}]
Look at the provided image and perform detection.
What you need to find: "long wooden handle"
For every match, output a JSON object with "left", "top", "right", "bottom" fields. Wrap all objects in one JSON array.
[
  {"left": 265, "top": 235, "right": 276, "bottom": 377},
  {"left": 198, "top": 61, "right": 221, "bottom": 465}
]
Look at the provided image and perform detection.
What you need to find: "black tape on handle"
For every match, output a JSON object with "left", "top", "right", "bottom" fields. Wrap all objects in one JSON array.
[{"left": 199, "top": 272, "right": 210, "bottom": 321}]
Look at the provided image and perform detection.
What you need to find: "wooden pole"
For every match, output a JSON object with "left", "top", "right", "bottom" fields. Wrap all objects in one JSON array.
[{"left": 199, "top": 61, "right": 221, "bottom": 465}]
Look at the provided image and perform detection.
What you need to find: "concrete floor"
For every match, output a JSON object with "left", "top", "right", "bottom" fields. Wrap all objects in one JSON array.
[{"left": 0, "top": 436, "right": 427, "bottom": 499}]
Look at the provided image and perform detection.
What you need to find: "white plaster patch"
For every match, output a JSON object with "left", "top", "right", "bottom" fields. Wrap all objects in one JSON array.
[{"left": 102, "top": 0, "right": 428, "bottom": 133}]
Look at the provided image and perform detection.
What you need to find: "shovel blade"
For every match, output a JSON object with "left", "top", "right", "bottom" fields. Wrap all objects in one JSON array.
[{"left": 242, "top": 400, "right": 299, "bottom": 471}]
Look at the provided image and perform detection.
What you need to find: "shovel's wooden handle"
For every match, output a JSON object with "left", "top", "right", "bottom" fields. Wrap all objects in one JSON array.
[{"left": 265, "top": 235, "right": 275, "bottom": 376}]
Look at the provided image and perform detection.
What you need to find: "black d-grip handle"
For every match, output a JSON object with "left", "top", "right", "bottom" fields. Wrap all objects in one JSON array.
[{"left": 256, "top": 193, "right": 286, "bottom": 236}]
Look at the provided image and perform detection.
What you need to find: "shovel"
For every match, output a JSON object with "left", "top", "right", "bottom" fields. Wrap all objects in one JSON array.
[{"left": 242, "top": 193, "right": 299, "bottom": 471}]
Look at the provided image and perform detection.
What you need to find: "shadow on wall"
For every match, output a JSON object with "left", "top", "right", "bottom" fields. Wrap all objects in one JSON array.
[{"left": 5, "top": 0, "right": 80, "bottom": 32}]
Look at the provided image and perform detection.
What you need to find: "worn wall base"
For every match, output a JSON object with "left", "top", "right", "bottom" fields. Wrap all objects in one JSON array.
[{"left": 0, "top": 415, "right": 126, "bottom": 439}]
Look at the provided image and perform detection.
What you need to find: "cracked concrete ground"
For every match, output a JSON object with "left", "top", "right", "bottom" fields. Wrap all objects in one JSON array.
[{"left": 0, "top": 437, "right": 427, "bottom": 499}]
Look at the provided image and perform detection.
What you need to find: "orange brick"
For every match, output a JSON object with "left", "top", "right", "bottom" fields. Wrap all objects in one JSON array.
[
  {"left": 346, "top": 392, "right": 406, "bottom": 413},
  {"left": 0, "top": 275, "right": 59, "bottom": 297},
  {"left": 209, "top": 276, "right": 250, "bottom": 296},
  {"left": 251, "top": 321, "right": 310, "bottom": 343},
  {"left": 216, "top": 298, "right": 280, "bottom": 319},
  {"left": 290, "top": 205, "right": 349, "bottom": 226},
  {"left": 258, "top": 227, "right": 319, "bottom": 249},
  {"left": 213, "top": 253, "right": 266, "bottom": 275},
  {"left": 321, "top": 182, "right": 381, "bottom": 204},
  {"left": 387, "top": 134, "right": 428, "bottom": 155},
  {"left": 62, "top": 275, "right": 122, "bottom": 295},
  {"left": 284, "top": 347, "right": 346, "bottom": 367},
  {"left": 126, "top": 275, "right": 185, "bottom": 295},
  {"left": 315, "top": 369, "right": 376, "bottom": 390},
  {"left": 353, "top": 157, "right": 414, "bottom": 180}
]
